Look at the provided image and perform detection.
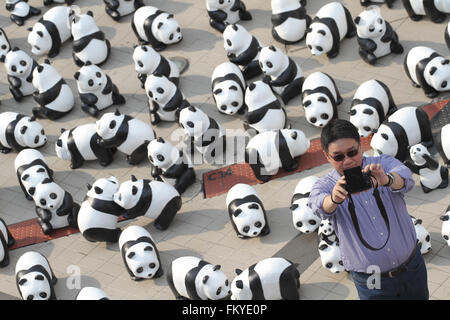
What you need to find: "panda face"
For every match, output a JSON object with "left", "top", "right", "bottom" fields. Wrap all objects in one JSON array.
[
  {"left": 125, "top": 242, "right": 160, "bottom": 279},
  {"left": 318, "top": 219, "right": 335, "bottom": 237},
  {"left": 355, "top": 6, "right": 386, "bottom": 39},
  {"left": 96, "top": 112, "right": 125, "bottom": 141},
  {"left": 33, "top": 62, "right": 61, "bottom": 92},
  {"left": 281, "top": 129, "right": 310, "bottom": 158},
  {"left": 76, "top": 64, "right": 106, "bottom": 93},
  {"left": 18, "top": 118, "right": 47, "bottom": 149},
  {"left": 4, "top": 48, "right": 33, "bottom": 77},
  {"left": 155, "top": 14, "right": 182, "bottom": 45},
  {"left": 55, "top": 129, "right": 71, "bottom": 161},
  {"left": 409, "top": 143, "right": 429, "bottom": 165},
  {"left": 230, "top": 270, "right": 251, "bottom": 300},
  {"left": 223, "top": 24, "right": 252, "bottom": 55},
  {"left": 370, "top": 124, "right": 397, "bottom": 157},
  {"left": 349, "top": 105, "right": 379, "bottom": 138},
  {"left": 113, "top": 179, "right": 142, "bottom": 210},
  {"left": 71, "top": 12, "right": 100, "bottom": 40},
  {"left": 18, "top": 272, "right": 51, "bottom": 300},
  {"left": 306, "top": 24, "right": 332, "bottom": 56},
  {"left": 87, "top": 176, "right": 120, "bottom": 201},
  {"left": 245, "top": 80, "right": 276, "bottom": 110},
  {"left": 213, "top": 80, "right": 244, "bottom": 115},
  {"left": 145, "top": 74, "right": 176, "bottom": 104},
  {"left": 147, "top": 138, "right": 179, "bottom": 170},
  {"left": 33, "top": 181, "right": 65, "bottom": 211},
  {"left": 232, "top": 202, "right": 265, "bottom": 237},
  {"left": 258, "top": 46, "right": 287, "bottom": 77},
  {"left": 21, "top": 165, "right": 50, "bottom": 196},
  {"left": 207, "top": 0, "right": 233, "bottom": 10},
  {"left": 318, "top": 241, "right": 345, "bottom": 274},
  {"left": 302, "top": 93, "right": 334, "bottom": 128},
  {"left": 291, "top": 198, "right": 321, "bottom": 234},
  {"left": 199, "top": 265, "right": 231, "bottom": 300},
  {"left": 178, "top": 106, "right": 210, "bottom": 138},
  {"left": 133, "top": 45, "right": 159, "bottom": 74},
  {"left": 0, "top": 29, "right": 11, "bottom": 62},
  {"left": 27, "top": 23, "right": 52, "bottom": 56},
  {"left": 427, "top": 59, "right": 450, "bottom": 92}
]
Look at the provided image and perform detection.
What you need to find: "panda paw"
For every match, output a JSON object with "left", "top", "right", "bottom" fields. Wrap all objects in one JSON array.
[
  {"left": 10, "top": 15, "right": 25, "bottom": 26},
  {"left": 425, "top": 91, "right": 439, "bottom": 99},
  {"left": 81, "top": 105, "right": 100, "bottom": 118},
  {"left": 0, "top": 147, "right": 12, "bottom": 154}
]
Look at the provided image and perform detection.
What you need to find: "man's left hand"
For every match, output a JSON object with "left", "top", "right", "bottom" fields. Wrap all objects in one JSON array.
[{"left": 363, "top": 163, "right": 389, "bottom": 187}]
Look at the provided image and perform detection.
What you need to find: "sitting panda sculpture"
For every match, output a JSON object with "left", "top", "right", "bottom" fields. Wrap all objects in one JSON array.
[
  {"left": 206, "top": 0, "right": 252, "bottom": 33},
  {"left": 402, "top": 0, "right": 450, "bottom": 23},
  {"left": 0, "top": 28, "right": 11, "bottom": 63},
  {"left": 0, "top": 217, "right": 15, "bottom": 268},
  {"left": 410, "top": 215, "right": 432, "bottom": 254},
  {"left": 435, "top": 123, "right": 450, "bottom": 167},
  {"left": 4, "top": 47, "right": 37, "bottom": 102},
  {"left": 6, "top": 0, "right": 41, "bottom": 26},
  {"left": 271, "top": 0, "right": 311, "bottom": 44},
  {"left": 291, "top": 176, "right": 321, "bottom": 234},
  {"left": 211, "top": 62, "right": 246, "bottom": 115},
  {"left": 104, "top": 0, "right": 144, "bottom": 21},
  {"left": 318, "top": 240, "right": 345, "bottom": 274},
  {"left": 76, "top": 287, "right": 109, "bottom": 300},
  {"left": 318, "top": 219, "right": 338, "bottom": 245},
  {"left": 440, "top": 205, "right": 450, "bottom": 246}
]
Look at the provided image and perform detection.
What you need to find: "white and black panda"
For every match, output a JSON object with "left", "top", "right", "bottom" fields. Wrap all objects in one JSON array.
[
  {"left": 75, "top": 62, "right": 126, "bottom": 117},
  {"left": 27, "top": 6, "right": 73, "bottom": 58},
  {"left": 245, "top": 129, "right": 310, "bottom": 182},
  {"left": 133, "top": 44, "right": 180, "bottom": 88},
  {"left": 410, "top": 215, "right": 432, "bottom": 254},
  {"left": 96, "top": 110, "right": 156, "bottom": 165},
  {"left": 291, "top": 175, "right": 321, "bottom": 234},
  {"left": 440, "top": 205, "right": 450, "bottom": 246},
  {"left": 5, "top": 0, "right": 41, "bottom": 26},
  {"left": 355, "top": 5, "right": 403, "bottom": 65},
  {"left": 113, "top": 176, "right": 182, "bottom": 230},
  {"left": 56, "top": 124, "right": 116, "bottom": 169},
  {"left": 361, "top": 0, "right": 396, "bottom": 8},
  {"left": 226, "top": 183, "right": 270, "bottom": 238},
  {"left": 147, "top": 137, "right": 196, "bottom": 195},
  {"left": 0, "top": 28, "right": 11, "bottom": 63},
  {"left": 404, "top": 46, "right": 450, "bottom": 98},
  {"left": 145, "top": 73, "right": 189, "bottom": 125},
  {"left": 446, "top": 22, "right": 450, "bottom": 52},
  {"left": 105, "top": 0, "right": 144, "bottom": 21},
  {"left": 119, "top": 225, "right": 163, "bottom": 281},
  {"left": 15, "top": 148, "right": 53, "bottom": 201},
  {"left": 132, "top": 6, "right": 182, "bottom": 51},
  {"left": 349, "top": 79, "right": 397, "bottom": 137},
  {"left": 404, "top": 143, "right": 448, "bottom": 193},
  {"left": 244, "top": 80, "right": 287, "bottom": 134},
  {"left": 318, "top": 219, "right": 338, "bottom": 245},
  {"left": 206, "top": 0, "right": 252, "bottom": 33},
  {"left": 435, "top": 123, "right": 450, "bottom": 167},
  {"left": 0, "top": 112, "right": 47, "bottom": 153},
  {"left": 258, "top": 45, "right": 304, "bottom": 105},
  {"left": 15, "top": 251, "right": 57, "bottom": 300},
  {"left": 77, "top": 176, "right": 124, "bottom": 243},
  {"left": 4, "top": 47, "right": 37, "bottom": 101},
  {"left": 305, "top": 2, "right": 356, "bottom": 59},
  {"left": 211, "top": 62, "right": 246, "bottom": 115},
  {"left": 0, "top": 217, "right": 15, "bottom": 268},
  {"left": 223, "top": 24, "right": 263, "bottom": 80},
  {"left": 32, "top": 59, "right": 74, "bottom": 120},
  {"left": 231, "top": 257, "right": 300, "bottom": 300},
  {"left": 402, "top": 0, "right": 450, "bottom": 23},
  {"left": 75, "top": 287, "right": 109, "bottom": 300},
  {"left": 271, "top": 0, "right": 311, "bottom": 44},
  {"left": 301, "top": 71, "right": 342, "bottom": 128},
  {"left": 318, "top": 240, "right": 345, "bottom": 274},
  {"left": 167, "top": 256, "right": 231, "bottom": 300},
  {"left": 71, "top": 11, "right": 111, "bottom": 67}
]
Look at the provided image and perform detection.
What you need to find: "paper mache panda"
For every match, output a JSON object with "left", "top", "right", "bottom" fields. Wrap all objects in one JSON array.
[
  {"left": 4, "top": 47, "right": 37, "bottom": 102},
  {"left": 0, "top": 28, "right": 11, "bottom": 63},
  {"left": 5, "top": 0, "right": 41, "bottom": 26},
  {"left": 132, "top": 6, "right": 182, "bottom": 51},
  {"left": 56, "top": 124, "right": 116, "bottom": 169},
  {"left": 113, "top": 175, "right": 182, "bottom": 230},
  {"left": 318, "top": 219, "right": 338, "bottom": 245},
  {"left": 75, "top": 62, "right": 126, "bottom": 117},
  {"left": 349, "top": 79, "right": 397, "bottom": 137},
  {"left": 291, "top": 176, "right": 321, "bottom": 234},
  {"left": 355, "top": 5, "right": 403, "bottom": 65},
  {"left": 0, "top": 217, "right": 15, "bottom": 268},
  {"left": 404, "top": 143, "right": 448, "bottom": 193},
  {"left": 119, "top": 225, "right": 163, "bottom": 281},
  {"left": 404, "top": 46, "right": 450, "bottom": 98},
  {"left": 231, "top": 257, "right": 300, "bottom": 300},
  {"left": 211, "top": 62, "right": 246, "bottom": 115},
  {"left": 96, "top": 110, "right": 156, "bottom": 165},
  {"left": 76, "top": 287, "right": 109, "bottom": 300},
  {"left": 223, "top": 24, "right": 263, "bottom": 80},
  {"left": 271, "top": 0, "right": 311, "bottom": 44},
  {"left": 410, "top": 215, "right": 431, "bottom": 254},
  {"left": 77, "top": 176, "right": 124, "bottom": 243},
  {"left": 167, "top": 256, "right": 231, "bottom": 300},
  {"left": 435, "top": 123, "right": 450, "bottom": 167},
  {"left": 104, "top": 0, "right": 144, "bottom": 21},
  {"left": 147, "top": 137, "right": 196, "bottom": 195},
  {"left": 318, "top": 239, "right": 345, "bottom": 274},
  {"left": 361, "top": 0, "right": 396, "bottom": 8},
  {"left": 226, "top": 183, "right": 270, "bottom": 239},
  {"left": 0, "top": 112, "right": 47, "bottom": 153},
  {"left": 71, "top": 11, "right": 111, "bottom": 67},
  {"left": 305, "top": 2, "right": 356, "bottom": 59},
  {"left": 440, "top": 205, "right": 450, "bottom": 246},
  {"left": 15, "top": 251, "right": 57, "bottom": 300},
  {"left": 301, "top": 71, "right": 342, "bottom": 128},
  {"left": 206, "top": 0, "right": 252, "bottom": 33},
  {"left": 245, "top": 129, "right": 310, "bottom": 182},
  {"left": 402, "top": 0, "right": 450, "bottom": 23}
]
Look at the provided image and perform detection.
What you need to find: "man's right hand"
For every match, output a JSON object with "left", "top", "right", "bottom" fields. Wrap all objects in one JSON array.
[{"left": 332, "top": 176, "right": 349, "bottom": 203}]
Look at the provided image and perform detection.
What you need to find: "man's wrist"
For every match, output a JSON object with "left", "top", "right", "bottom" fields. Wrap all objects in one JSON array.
[
  {"left": 330, "top": 193, "right": 344, "bottom": 205},
  {"left": 383, "top": 172, "right": 394, "bottom": 187}
]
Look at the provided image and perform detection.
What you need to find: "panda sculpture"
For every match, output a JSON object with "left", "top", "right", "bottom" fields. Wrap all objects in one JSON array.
[
  {"left": 211, "top": 62, "right": 246, "bottom": 115},
  {"left": 27, "top": 6, "right": 74, "bottom": 58},
  {"left": 119, "top": 225, "right": 163, "bottom": 281},
  {"left": 167, "top": 256, "right": 231, "bottom": 300},
  {"left": 305, "top": 2, "right": 356, "bottom": 59},
  {"left": 4, "top": 47, "right": 37, "bottom": 102},
  {"left": 404, "top": 46, "right": 450, "bottom": 98},
  {"left": 96, "top": 110, "right": 156, "bottom": 165},
  {"left": 361, "top": 0, "right": 396, "bottom": 8},
  {"left": 318, "top": 240, "right": 345, "bottom": 274},
  {"left": 44, "top": 0, "right": 75, "bottom": 5},
  {"left": 231, "top": 257, "right": 300, "bottom": 300},
  {"left": 435, "top": 123, "right": 450, "bottom": 167},
  {"left": 446, "top": 22, "right": 450, "bottom": 52},
  {"left": 113, "top": 176, "right": 182, "bottom": 230},
  {"left": 355, "top": 5, "right": 403, "bottom": 65},
  {"left": 77, "top": 176, "right": 124, "bottom": 243},
  {"left": 71, "top": 11, "right": 111, "bottom": 67},
  {"left": 0, "top": 112, "right": 47, "bottom": 153},
  {"left": 6, "top": 0, "right": 41, "bottom": 26},
  {"left": 318, "top": 219, "right": 338, "bottom": 245},
  {"left": 206, "top": 0, "right": 252, "bottom": 33},
  {"left": 75, "top": 62, "right": 126, "bottom": 117},
  {"left": 147, "top": 137, "right": 196, "bottom": 195},
  {"left": 291, "top": 176, "right": 321, "bottom": 234},
  {"left": 15, "top": 251, "right": 57, "bottom": 300},
  {"left": 145, "top": 73, "right": 189, "bottom": 125},
  {"left": 132, "top": 6, "right": 182, "bottom": 51},
  {"left": 56, "top": 124, "right": 116, "bottom": 169},
  {"left": 271, "top": 0, "right": 311, "bottom": 44},
  {"left": 0, "top": 28, "right": 11, "bottom": 63},
  {"left": 245, "top": 129, "right": 310, "bottom": 182},
  {"left": 104, "top": 0, "right": 144, "bottom": 21},
  {"left": 370, "top": 106, "right": 433, "bottom": 162},
  {"left": 440, "top": 205, "right": 450, "bottom": 246},
  {"left": 76, "top": 287, "right": 109, "bottom": 300},
  {"left": 259, "top": 45, "right": 304, "bottom": 105},
  {"left": 404, "top": 143, "right": 448, "bottom": 193},
  {"left": 0, "top": 217, "right": 15, "bottom": 268},
  {"left": 349, "top": 79, "right": 397, "bottom": 137},
  {"left": 402, "top": 0, "right": 450, "bottom": 23},
  {"left": 226, "top": 183, "right": 270, "bottom": 239},
  {"left": 133, "top": 44, "right": 180, "bottom": 88},
  {"left": 223, "top": 24, "right": 263, "bottom": 80},
  {"left": 410, "top": 216, "right": 431, "bottom": 254},
  {"left": 244, "top": 80, "right": 287, "bottom": 134},
  {"left": 301, "top": 71, "right": 342, "bottom": 128}
]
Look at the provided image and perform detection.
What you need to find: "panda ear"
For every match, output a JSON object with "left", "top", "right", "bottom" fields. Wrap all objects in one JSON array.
[
  {"left": 29, "top": 117, "right": 36, "bottom": 122},
  {"left": 213, "top": 265, "right": 221, "bottom": 271},
  {"left": 269, "top": 45, "right": 276, "bottom": 52},
  {"left": 132, "top": 186, "right": 138, "bottom": 195},
  {"left": 233, "top": 208, "right": 242, "bottom": 217},
  {"left": 37, "top": 31, "right": 44, "bottom": 38},
  {"left": 157, "top": 22, "right": 163, "bottom": 29},
  {"left": 20, "top": 126, "right": 27, "bottom": 135},
  {"left": 60, "top": 128, "right": 66, "bottom": 133},
  {"left": 235, "top": 268, "right": 242, "bottom": 275},
  {"left": 318, "top": 29, "right": 326, "bottom": 36},
  {"left": 86, "top": 183, "right": 92, "bottom": 191},
  {"left": 87, "top": 10, "right": 94, "bottom": 17},
  {"left": 319, "top": 244, "right": 328, "bottom": 251},
  {"left": 74, "top": 72, "right": 80, "bottom": 80},
  {"left": 232, "top": 24, "right": 238, "bottom": 31},
  {"left": 114, "top": 109, "right": 121, "bottom": 116},
  {"left": 414, "top": 219, "right": 423, "bottom": 225},
  {"left": 12, "top": 47, "right": 19, "bottom": 52},
  {"left": 131, "top": 175, "right": 137, "bottom": 182},
  {"left": 85, "top": 61, "right": 92, "bottom": 66},
  {"left": 306, "top": 27, "right": 312, "bottom": 33},
  {"left": 291, "top": 131, "right": 298, "bottom": 140},
  {"left": 202, "top": 275, "right": 209, "bottom": 284},
  {"left": 348, "top": 109, "right": 356, "bottom": 116},
  {"left": 235, "top": 280, "right": 244, "bottom": 289},
  {"left": 27, "top": 27, "right": 33, "bottom": 32},
  {"left": 371, "top": 128, "right": 378, "bottom": 134},
  {"left": 167, "top": 14, "right": 174, "bottom": 19},
  {"left": 290, "top": 203, "right": 299, "bottom": 211},
  {"left": 362, "top": 108, "right": 374, "bottom": 115},
  {"left": 56, "top": 139, "right": 62, "bottom": 147},
  {"left": 213, "top": 88, "right": 222, "bottom": 95},
  {"left": 440, "top": 215, "right": 450, "bottom": 221},
  {"left": 18, "top": 278, "right": 27, "bottom": 286},
  {"left": 430, "top": 66, "right": 437, "bottom": 75},
  {"left": 142, "top": 45, "right": 148, "bottom": 52},
  {"left": 44, "top": 59, "right": 50, "bottom": 65},
  {"left": 188, "top": 106, "right": 196, "bottom": 112},
  {"left": 248, "top": 83, "right": 256, "bottom": 91},
  {"left": 28, "top": 187, "right": 35, "bottom": 196},
  {"left": 354, "top": 16, "right": 361, "bottom": 25},
  {"left": 157, "top": 137, "right": 165, "bottom": 143},
  {"left": 133, "top": 44, "right": 138, "bottom": 49},
  {"left": 37, "top": 65, "right": 44, "bottom": 73},
  {"left": 127, "top": 252, "right": 135, "bottom": 259},
  {"left": 262, "top": 76, "right": 271, "bottom": 84}
]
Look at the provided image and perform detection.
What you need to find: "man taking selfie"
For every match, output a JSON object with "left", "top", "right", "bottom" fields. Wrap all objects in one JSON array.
[{"left": 308, "top": 119, "right": 429, "bottom": 300}]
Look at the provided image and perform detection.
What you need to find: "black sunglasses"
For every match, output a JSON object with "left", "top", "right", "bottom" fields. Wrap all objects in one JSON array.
[{"left": 328, "top": 148, "right": 359, "bottom": 162}]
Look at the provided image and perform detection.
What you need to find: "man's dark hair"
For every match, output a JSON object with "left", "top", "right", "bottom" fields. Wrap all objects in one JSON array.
[{"left": 321, "top": 119, "right": 360, "bottom": 153}]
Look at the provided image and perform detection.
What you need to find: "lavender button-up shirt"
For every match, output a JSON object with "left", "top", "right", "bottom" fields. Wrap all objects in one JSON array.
[{"left": 308, "top": 154, "right": 417, "bottom": 273}]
